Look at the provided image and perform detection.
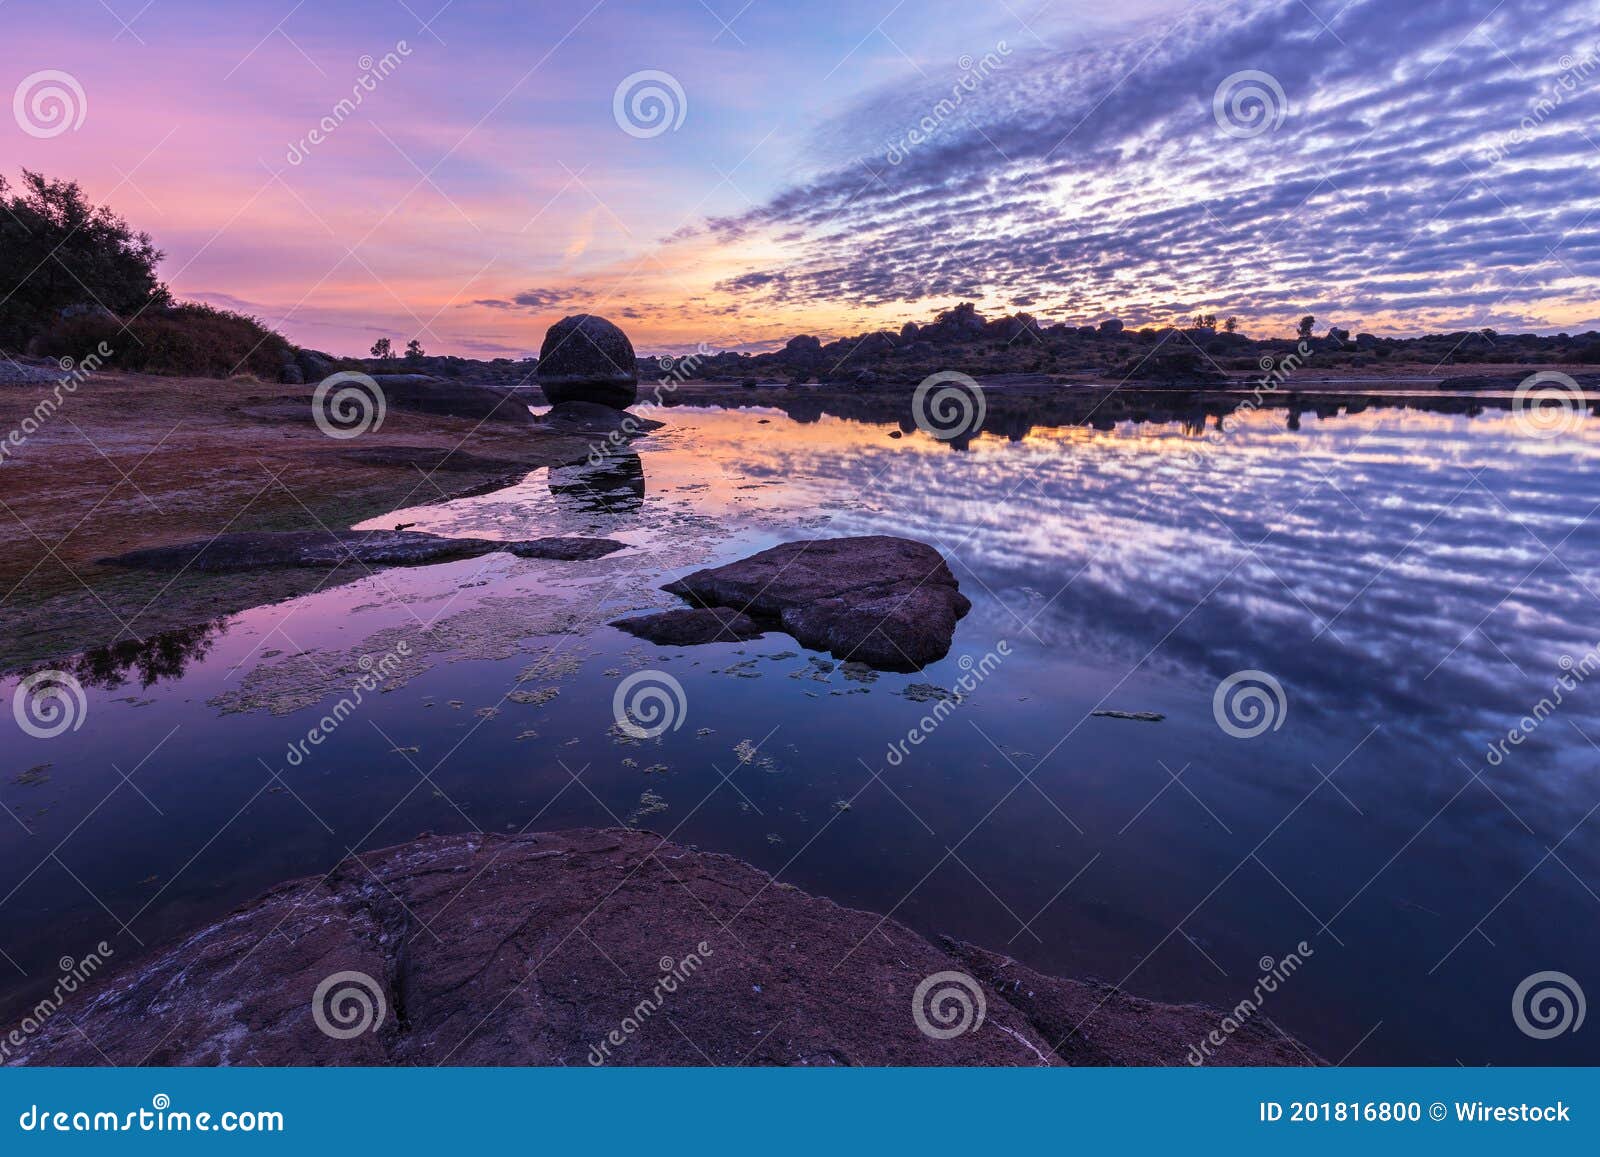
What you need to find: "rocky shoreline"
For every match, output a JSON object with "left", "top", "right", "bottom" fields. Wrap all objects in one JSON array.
[{"left": 5, "top": 828, "right": 1319, "bottom": 1067}]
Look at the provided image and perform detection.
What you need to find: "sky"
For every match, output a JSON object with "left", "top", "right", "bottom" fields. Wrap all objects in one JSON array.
[{"left": 5, "top": 0, "right": 1599, "bottom": 356}]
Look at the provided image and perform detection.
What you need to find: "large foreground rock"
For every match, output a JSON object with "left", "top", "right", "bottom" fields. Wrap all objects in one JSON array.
[
  {"left": 537, "top": 315, "right": 639, "bottom": 409},
  {"left": 656, "top": 535, "right": 971, "bottom": 671},
  {"left": 7, "top": 829, "right": 1317, "bottom": 1067},
  {"left": 101, "top": 530, "right": 625, "bottom": 572}
]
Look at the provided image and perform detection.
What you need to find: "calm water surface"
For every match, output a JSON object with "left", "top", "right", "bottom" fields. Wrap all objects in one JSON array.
[{"left": 3, "top": 402, "right": 1598, "bottom": 1065}]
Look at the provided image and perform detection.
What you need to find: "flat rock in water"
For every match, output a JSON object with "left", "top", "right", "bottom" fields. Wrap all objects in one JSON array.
[
  {"left": 662, "top": 535, "right": 970, "bottom": 671},
  {"left": 101, "top": 530, "right": 625, "bottom": 572},
  {"left": 5, "top": 828, "right": 1319, "bottom": 1067},
  {"left": 506, "top": 536, "right": 630, "bottom": 562},
  {"left": 610, "top": 606, "right": 767, "bottom": 645},
  {"left": 1091, "top": 709, "right": 1166, "bottom": 723}
]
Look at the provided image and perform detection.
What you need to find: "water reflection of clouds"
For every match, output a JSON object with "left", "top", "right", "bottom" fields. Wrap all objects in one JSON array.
[{"left": 692, "top": 407, "right": 1600, "bottom": 768}]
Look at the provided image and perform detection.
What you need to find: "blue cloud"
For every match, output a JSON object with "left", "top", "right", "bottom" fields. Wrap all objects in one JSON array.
[{"left": 709, "top": 0, "right": 1600, "bottom": 334}]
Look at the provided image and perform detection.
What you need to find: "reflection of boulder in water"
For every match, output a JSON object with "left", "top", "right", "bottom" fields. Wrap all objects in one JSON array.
[{"left": 548, "top": 451, "right": 644, "bottom": 516}]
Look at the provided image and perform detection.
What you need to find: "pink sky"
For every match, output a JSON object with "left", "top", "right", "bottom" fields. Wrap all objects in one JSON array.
[{"left": 9, "top": 1, "right": 1596, "bottom": 356}]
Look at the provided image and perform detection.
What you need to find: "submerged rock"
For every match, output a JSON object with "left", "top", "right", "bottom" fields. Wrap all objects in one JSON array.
[
  {"left": 5, "top": 828, "right": 1319, "bottom": 1067},
  {"left": 610, "top": 606, "right": 767, "bottom": 645},
  {"left": 537, "top": 315, "right": 639, "bottom": 409},
  {"left": 506, "top": 537, "right": 631, "bottom": 562},
  {"left": 663, "top": 535, "right": 970, "bottom": 671},
  {"left": 102, "top": 530, "right": 626, "bottom": 572}
]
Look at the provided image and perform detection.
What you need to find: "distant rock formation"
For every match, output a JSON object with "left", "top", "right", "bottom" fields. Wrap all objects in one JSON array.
[
  {"left": 537, "top": 314, "right": 639, "bottom": 409},
  {"left": 1118, "top": 350, "right": 1228, "bottom": 384}
]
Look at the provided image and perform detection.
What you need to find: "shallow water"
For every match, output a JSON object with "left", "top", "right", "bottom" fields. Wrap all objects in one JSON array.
[{"left": 3, "top": 402, "right": 1598, "bottom": 1065}]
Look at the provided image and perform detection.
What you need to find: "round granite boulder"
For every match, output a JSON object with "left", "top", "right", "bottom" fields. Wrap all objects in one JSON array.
[{"left": 537, "top": 314, "right": 638, "bottom": 409}]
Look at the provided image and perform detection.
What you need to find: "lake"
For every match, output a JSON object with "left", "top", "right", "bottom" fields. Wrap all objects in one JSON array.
[{"left": 3, "top": 399, "right": 1597, "bottom": 1065}]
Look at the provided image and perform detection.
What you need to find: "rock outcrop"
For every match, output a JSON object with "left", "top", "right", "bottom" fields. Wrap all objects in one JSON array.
[
  {"left": 101, "top": 530, "right": 626, "bottom": 572},
  {"left": 653, "top": 535, "right": 970, "bottom": 671},
  {"left": 537, "top": 315, "right": 639, "bottom": 409},
  {"left": 368, "top": 376, "right": 537, "bottom": 424},
  {"left": 6, "top": 828, "right": 1319, "bottom": 1067}
]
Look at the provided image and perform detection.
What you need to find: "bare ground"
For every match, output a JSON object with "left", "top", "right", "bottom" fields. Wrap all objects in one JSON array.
[{"left": 0, "top": 372, "right": 592, "bottom": 675}]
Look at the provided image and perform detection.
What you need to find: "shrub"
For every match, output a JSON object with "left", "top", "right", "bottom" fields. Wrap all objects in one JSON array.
[
  {"left": 0, "top": 171, "right": 168, "bottom": 350},
  {"left": 35, "top": 301, "right": 291, "bottom": 378}
]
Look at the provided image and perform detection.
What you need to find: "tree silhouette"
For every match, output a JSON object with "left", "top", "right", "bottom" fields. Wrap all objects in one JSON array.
[{"left": 0, "top": 170, "right": 168, "bottom": 348}]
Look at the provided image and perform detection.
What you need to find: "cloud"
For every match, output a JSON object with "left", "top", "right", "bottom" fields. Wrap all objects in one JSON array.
[
  {"left": 467, "top": 288, "right": 578, "bottom": 313},
  {"left": 708, "top": 0, "right": 1600, "bottom": 334}
]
